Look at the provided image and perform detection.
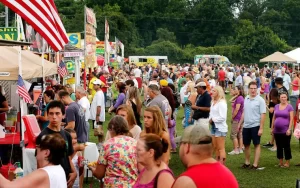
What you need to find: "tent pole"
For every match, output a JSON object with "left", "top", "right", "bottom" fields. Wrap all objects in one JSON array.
[
  {"left": 41, "top": 39, "right": 45, "bottom": 92},
  {"left": 18, "top": 46, "right": 25, "bottom": 167}
]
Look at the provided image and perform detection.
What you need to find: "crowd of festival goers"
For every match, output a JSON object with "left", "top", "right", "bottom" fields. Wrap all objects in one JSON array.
[{"left": 1, "top": 61, "right": 300, "bottom": 188}]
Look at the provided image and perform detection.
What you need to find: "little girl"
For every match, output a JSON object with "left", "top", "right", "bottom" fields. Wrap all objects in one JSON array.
[
  {"left": 263, "top": 78, "right": 270, "bottom": 102},
  {"left": 65, "top": 129, "right": 85, "bottom": 188}
]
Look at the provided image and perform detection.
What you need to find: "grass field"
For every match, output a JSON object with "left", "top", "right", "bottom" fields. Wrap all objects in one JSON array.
[{"left": 84, "top": 92, "right": 300, "bottom": 188}]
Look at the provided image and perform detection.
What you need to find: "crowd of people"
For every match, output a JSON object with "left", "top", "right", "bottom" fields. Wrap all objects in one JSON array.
[{"left": 1, "top": 61, "right": 300, "bottom": 188}]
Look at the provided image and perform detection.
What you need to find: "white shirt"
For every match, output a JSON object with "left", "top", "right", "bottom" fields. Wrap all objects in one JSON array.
[
  {"left": 41, "top": 165, "right": 67, "bottom": 188},
  {"left": 227, "top": 72, "right": 234, "bottom": 82},
  {"left": 78, "top": 96, "right": 90, "bottom": 121},
  {"left": 133, "top": 78, "right": 138, "bottom": 88},
  {"left": 279, "top": 73, "right": 291, "bottom": 90},
  {"left": 90, "top": 90, "right": 105, "bottom": 122},
  {"left": 209, "top": 79, "right": 216, "bottom": 88},
  {"left": 130, "top": 125, "right": 142, "bottom": 140},
  {"left": 275, "top": 69, "right": 281, "bottom": 77},
  {"left": 133, "top": 68, "right": 142, "bottom": 77},
  {"left": 235, "top": 75, "right": 243, "bottom": 87},
  {"left": 209, "top": 100, "right": 228, "bottom": 133}
]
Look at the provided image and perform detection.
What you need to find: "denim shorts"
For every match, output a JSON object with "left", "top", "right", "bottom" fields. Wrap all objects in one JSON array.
[{"left": 211, "top": 122, "right": 227, "bottom": 137}]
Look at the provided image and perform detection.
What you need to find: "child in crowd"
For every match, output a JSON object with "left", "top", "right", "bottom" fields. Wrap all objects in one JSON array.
[
  {"left": 65, "top": 129, "right": 85, "bottom": 188},
  {"left": 263, "top": 78, "right": 270, "bottom": 101}
]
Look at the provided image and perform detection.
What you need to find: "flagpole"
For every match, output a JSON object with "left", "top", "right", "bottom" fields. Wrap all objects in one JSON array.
[
  {"left": 104, "top": 17, "right": 107, "bottom": 68},
  {"left": 83, "top": 6, "right": 87, "bottom": 90},
  {"left": 41, "top": 38, "right": 45, "bottom": 92}
]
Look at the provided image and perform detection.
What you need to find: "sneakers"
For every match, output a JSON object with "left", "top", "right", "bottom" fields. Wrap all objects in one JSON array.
[
  {"left": 263, "top": 142, "right": 274, "bottom": 147},
  {"left": 269, "top": 147, "right": 277, "bottom": 152},
  {"left": 228, "top": 150, "right": 239, "bottom": 155},
  {"left": 239, "top": 149, "right": 244, "bottom": 154},
  {"left": 241, "top": 163, "right": 250, "bottom": 169}
]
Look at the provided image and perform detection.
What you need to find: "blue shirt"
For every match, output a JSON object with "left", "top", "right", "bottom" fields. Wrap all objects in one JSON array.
[{"left": 244, "top": 95, "right": 266, "bottom": 128}]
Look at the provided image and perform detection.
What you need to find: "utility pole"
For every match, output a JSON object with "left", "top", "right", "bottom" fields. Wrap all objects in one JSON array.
[{"left": 5, "top": 6, "right": 8, "bottom": 27}]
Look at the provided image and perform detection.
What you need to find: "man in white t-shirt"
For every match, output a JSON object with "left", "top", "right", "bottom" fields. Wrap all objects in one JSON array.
[
  {"left": 130, "top": 73, "right": 138, "bottom": 87},
  {"left": 90, "top": 79, "right": 105, "bottom": 147},
  {"left": 133, "top": 65, "right": 142, "bottom": 77},
  {"left": 278, "top": 68, "right": 291, "bottom": 91},
  {"left": 76, "top": 86, "right": 91, "bottom": 141}
]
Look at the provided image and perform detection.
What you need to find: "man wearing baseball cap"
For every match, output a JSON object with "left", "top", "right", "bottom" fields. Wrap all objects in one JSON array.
[
  {"left": 172, "top": 125, "right": 238, "bottom": 188},
  {"left": 191, "top": 82, "right": 211, "bottom": 129},
  {"left": 90, "top": 79, "right": 106, "bottom": 149}
]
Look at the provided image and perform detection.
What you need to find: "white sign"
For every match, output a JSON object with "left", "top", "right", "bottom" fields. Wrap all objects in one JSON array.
[
  {"left": 64, "top": 52, "right": 83, "bottom": 57},
  {"left": 0, "top": 72, "right": 10, "bottom": 76}
]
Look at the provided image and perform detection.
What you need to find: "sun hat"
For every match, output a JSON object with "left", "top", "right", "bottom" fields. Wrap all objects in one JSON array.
[
  {"left": 194, "top": 82, "right": 206, "bottom": 88},
  {"left": 93, "top": 79, "right": 104, "bottom": 86},
  {"left": 181, "top": 125, "right": 211, "bottom": 144}
]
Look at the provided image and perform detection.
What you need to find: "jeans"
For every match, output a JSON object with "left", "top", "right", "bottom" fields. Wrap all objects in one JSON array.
[{"left": 274, "top": 133, "right": 292, "bottom": 160}]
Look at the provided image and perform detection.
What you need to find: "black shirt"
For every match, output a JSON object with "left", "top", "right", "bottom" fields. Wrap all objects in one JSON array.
[
  {"left": 0, "top": 95, "right": 6, "bottom": 108},
  {"left": 195, "top": 91, "right": 212, "bottom": 118},
  {"left": 36, "top": 127, "right": 74, "bottom": 179}
]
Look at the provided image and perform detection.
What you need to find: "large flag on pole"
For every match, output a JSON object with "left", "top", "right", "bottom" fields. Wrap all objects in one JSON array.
[{"left": 0, "top": 0, "right": 68, "bottom": 52}]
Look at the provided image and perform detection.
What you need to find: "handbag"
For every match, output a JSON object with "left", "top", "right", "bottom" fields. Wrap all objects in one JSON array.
[
  {"left": 94, "top": 121, "right": 104, "bottom": 136},
  {"left": 294, "top": 122, "right": 300, "bottom": 140}
]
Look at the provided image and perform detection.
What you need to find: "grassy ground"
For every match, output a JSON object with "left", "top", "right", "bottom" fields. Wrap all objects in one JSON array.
[{"left": 84, "top": 92, "right": 300, "bottom": 188}]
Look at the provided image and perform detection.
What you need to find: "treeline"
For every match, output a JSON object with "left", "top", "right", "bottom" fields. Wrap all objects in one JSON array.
[{"left": 0, "top": 0, "right": 298, "bottom": 64}]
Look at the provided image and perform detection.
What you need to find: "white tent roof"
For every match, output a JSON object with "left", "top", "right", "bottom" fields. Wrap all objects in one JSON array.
[
  {"left": 0, "top": 46, "right": 57, "bottom": 80},
  {"left": 259, "top": 51, "right": 297, "bottom": 63},
  {"left": 285, "top": 48, "right": 300, "bottom": 63}
]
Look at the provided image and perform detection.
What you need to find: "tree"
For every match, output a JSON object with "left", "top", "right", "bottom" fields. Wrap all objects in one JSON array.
[
  {"left": 235, "top": 20, "right": 291, "bottom": 63},
  {"left": 186, "top": 0, "right": 235, "bottom": 47}
]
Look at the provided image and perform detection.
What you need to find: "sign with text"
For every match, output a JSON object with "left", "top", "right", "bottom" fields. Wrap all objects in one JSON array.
[{"left": 0, "top": 27, "right": 18, "bottom": 40}]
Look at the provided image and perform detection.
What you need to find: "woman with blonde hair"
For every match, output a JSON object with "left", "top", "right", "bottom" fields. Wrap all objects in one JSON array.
[
  {"left": 209, "top": 85, "right": 228, "bottom": 164},
  {"left": 126, "top": 87, "right": 142, "bottom": 128},
  {"left": 141, "top": 106, "right": 171, "bottom": 164},
  {"left": 183, "top": 81, "right": 197, "bottom": 128}
]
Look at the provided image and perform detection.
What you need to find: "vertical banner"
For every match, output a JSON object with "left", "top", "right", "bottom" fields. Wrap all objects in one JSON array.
[{"left": 84, "top": 7, "right": 97, "bottom": 68}]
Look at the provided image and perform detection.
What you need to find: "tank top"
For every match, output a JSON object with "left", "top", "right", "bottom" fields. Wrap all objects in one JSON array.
[
  {"left": 41, "top": 165, "right": 67, "bottom": 188},
  {"left": 293, "top": 79, "right": 299, "bottom": 91},
  {"left": 71, "top": 154, "right": 80, "bottom": 188},
  {"left": 133, "top": 168, "right": 173, "bottom": 188}
]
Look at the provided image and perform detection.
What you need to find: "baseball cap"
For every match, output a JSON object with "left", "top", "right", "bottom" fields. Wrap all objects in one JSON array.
[
  {"left": 160, "top": 79, "right": 168, "bottom": 87},
  {"left": 93, "top": 79, "right": 104, "bottom": 85},
  {"left": 181, "top": 125, "right": 212, "bottom": 145},
  {"left": 194, "top": 82, "right": 206, "bottom": 88}
]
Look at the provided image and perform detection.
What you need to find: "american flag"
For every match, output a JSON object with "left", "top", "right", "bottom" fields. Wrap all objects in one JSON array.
[
  {"left": 17, "top": 75, "right": 32, "bottom": 104},
  {"left": 0, "top": 0, "right": 68, "bottom": 52},
  {"left": 35, "top": 92, "right": 43, "bottom": 110},
  {"left": 58, "top": 61, "right": 68, "bottom": 78}
]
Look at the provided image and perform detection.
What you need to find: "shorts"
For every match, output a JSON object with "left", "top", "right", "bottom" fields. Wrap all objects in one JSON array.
[
  {"left": 92, "top": 120, "right": 103, "bottom": 129},
  {"left": 228, "top": 81, "right": 233, "bottom": 85},
  {"left": 219, "top": 80, "right": 225, "bottom": 88},
  {"left": 243, "top": 126, "right": 261, "bottom": 145},
  {"left": 210, "top": 122, "right": 227, "bottom": 137},
  {"left": 230, "top": 120, "right": 242, "bottom": 140}
]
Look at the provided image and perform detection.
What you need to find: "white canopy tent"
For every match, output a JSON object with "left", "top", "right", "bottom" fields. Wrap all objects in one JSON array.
[
  {"left": 0, "top": 46, "right": 57, "bottom": 80},
  {"left": 285, "top": 48, "right": 300, "bottom": 64}
]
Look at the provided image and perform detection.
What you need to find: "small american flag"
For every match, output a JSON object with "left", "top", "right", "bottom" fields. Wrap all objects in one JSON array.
[
  {"left": 58, "top": 61, "right": 68, "bottom": 78},
  {"left": 35, "top": 92, "right": 43, "bottom": 110},
  {"left": 17, "top": 75, "right": 32, "bottom": 103}
]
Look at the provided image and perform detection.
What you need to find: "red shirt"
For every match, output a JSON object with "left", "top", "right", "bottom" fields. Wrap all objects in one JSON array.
[
  {"left": 100, "top": 75, "right": 107, "bottom": 93},
  {"left": 218, "top": 70, "right": 226, "bottom": 81},
  {"left": 175, "top": 163, "right": 238, "bottom": 188},
  {"left": 136, "top": 77, "right": 142, "bottom": 89}
]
